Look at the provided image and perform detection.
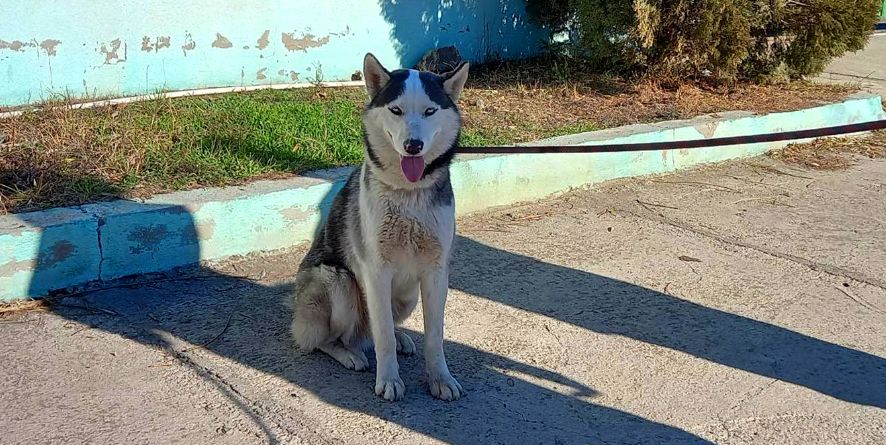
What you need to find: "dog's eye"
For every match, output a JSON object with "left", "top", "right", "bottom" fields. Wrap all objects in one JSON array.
[
  {"left": 389, "top": 106, "right": 403, "bottom": 116},
  {"left": 424, "top": 107, "right": 438, "bottom": 117}
]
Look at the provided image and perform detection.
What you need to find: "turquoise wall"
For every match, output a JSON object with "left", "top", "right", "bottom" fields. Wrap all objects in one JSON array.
[{"left": 0, "top": 1, "right": 547, "bottom": 107}]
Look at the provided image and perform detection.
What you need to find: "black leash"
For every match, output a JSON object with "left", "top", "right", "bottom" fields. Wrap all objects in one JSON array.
[{"left": 459, "top": 119, "right": 886, "bottom": 154}]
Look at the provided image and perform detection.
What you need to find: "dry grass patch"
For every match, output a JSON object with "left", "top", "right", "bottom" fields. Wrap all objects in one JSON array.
[
  {"left": 462, "top": 58, "right": 854, "bottom": 140},
  {"left": 771, "top": 131, "right": 886, "bottom": 170}
]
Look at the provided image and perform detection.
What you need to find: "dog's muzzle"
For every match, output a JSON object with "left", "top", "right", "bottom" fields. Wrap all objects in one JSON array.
[{"left": 404, "top": 139, "right": 424, "bottom": 155}]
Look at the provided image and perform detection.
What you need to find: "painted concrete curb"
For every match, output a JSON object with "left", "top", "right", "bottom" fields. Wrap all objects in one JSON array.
[{"left": 2, "top": 93, "right": 884, "bottom": 301}]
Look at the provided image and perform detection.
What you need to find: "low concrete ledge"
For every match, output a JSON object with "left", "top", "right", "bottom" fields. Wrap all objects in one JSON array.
[
  {"left": 0, "top": 208, "right": 101, "bottom": 300},
  {"left": 2, "top": 94, "right": 883, "bottom": 301}
]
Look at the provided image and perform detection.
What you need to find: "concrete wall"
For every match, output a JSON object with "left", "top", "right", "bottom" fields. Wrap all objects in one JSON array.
[{"left": 0, "top": 0, "right": 547, "bottom": 108}]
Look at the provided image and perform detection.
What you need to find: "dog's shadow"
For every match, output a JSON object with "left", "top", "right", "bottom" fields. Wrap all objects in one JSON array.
[{"left": 53, "top": 257, "right": 709, "bottom": 445}]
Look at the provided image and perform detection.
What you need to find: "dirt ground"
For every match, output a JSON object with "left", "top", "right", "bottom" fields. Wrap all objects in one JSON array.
[{"left": 2, "top": 148, "right": 885, "bottom": 444}]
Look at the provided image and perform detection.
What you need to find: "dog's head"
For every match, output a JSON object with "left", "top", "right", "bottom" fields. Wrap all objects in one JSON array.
[{"left": 361, "top": 53, "right": 469, "bottom": 187}]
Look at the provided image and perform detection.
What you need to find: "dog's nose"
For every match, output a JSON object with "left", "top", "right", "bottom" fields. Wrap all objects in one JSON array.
[{"left": 404, "top": 139, "right": 424, "bottom": 155}]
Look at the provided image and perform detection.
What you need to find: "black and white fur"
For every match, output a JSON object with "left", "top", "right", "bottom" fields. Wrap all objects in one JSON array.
[{"left": 290, "top": 53, "right": 469, "bottom": 401}]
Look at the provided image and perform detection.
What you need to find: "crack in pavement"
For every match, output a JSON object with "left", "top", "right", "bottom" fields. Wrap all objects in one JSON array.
[
  {"left": 620, "top": 206, "right": 886, "bottom": 292},
  {"left": 169, "top": 347, "right": 333, "bottom": 445},
  {"left": 128, "top": 317, "right": 333, "bottom": 445},
  {"left": 728, "top": 378, "right": 780, "bottom": 414}
]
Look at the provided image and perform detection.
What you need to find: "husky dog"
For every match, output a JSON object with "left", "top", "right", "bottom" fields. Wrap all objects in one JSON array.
[{"left": 289, "top": 53, "right": 469, "bottom": 401}]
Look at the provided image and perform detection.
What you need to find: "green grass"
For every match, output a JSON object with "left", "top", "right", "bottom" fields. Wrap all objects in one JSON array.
[
  {"left": 0, "top": 86, "right": 585, "bottom": 212},
  {"left": 124, "top": 88, "right": 368, "bottom": 188},
  {"left": 133, "top": 87, "right": 515, "bottom": 186}
]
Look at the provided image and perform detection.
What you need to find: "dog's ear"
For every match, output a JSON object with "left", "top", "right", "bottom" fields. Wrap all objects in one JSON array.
[
  {"left": 441, "top": 61, "right": 470, "bottom": 103},
  {"left": 363, "top": 53, "right": 390, "bottom": 99}
]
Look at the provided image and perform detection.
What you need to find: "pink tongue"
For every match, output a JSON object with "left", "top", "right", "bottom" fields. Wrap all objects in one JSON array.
[{"left": 400, "top": 156, "right": 425, "bottom": 183}]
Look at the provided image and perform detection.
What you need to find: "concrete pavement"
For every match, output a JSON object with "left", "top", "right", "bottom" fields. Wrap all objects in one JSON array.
[
  {"left": 2, "top": 153, "right": 885, "bottom": 444},
  {"left": 818, "top": 33, "right": 886, "bottom": 97}
]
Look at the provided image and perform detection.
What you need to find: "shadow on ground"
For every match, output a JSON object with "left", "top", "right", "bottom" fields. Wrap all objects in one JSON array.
[
  {"left": 29, "top": 201, "right": 709, "bottom": 443},
  {"left": 25, "top": 191, "right": 885, "bottom": 443}
]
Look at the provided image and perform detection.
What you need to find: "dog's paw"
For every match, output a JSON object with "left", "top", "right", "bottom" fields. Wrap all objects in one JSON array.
[
  {"left": 395, "top": 331, "right": 416, "bottom": 355},
  {"left": 321, "top": 343, "right": 369, "bottom": 371},
  {"left": 339, "top": 349, "right": 369, "bottom": 371},
  {"left": 428, "top": 371, "right": 463, "bottom": 401},
  {"left": 375, "top": 374, "right": 406, "bottom": 401}
]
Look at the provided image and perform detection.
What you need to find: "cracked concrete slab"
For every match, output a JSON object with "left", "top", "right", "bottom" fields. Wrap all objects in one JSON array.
[{"left": 1, "top": 154, "right": 884, "bottom": 444}]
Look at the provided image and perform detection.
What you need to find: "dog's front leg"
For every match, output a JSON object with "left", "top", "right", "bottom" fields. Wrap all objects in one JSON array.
[
  {"left": 421, "top": 266, "right": 463, "bottom": 401},
  {"left": 364, "top": 267, "right": 405, "bottom": 401}
]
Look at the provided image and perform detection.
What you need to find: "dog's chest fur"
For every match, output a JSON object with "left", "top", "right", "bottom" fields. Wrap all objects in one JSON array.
[
  {"left": 360, "top": 177, "right": 453, "bottom": 267},
  {"left": 377, "top": 201, "right": 442, "bottom": 263}
]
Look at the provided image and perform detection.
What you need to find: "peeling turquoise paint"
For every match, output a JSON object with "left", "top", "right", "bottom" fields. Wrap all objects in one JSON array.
[
  {"left": 0, "top": 0, "right": 547, "bottom": 107},
  {"left": 0, "top": 208, "right": 101, "bottom": 300},
  {"left": 1, "top": 95, "right": 883, "bottom": 301}
]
